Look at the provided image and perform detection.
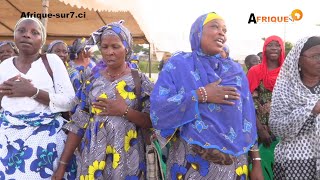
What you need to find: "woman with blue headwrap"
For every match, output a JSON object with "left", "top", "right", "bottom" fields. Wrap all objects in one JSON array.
[
  {"left": 68, "top": 38, "right": 96, "bottom": 92},
  {"left": 150, "top": 12, "right": 263, "bottom": 179},
  {"left": 53, "top": 21, "right": 154, "bottom": 180}
]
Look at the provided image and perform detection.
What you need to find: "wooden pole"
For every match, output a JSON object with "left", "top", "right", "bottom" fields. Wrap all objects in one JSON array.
[
  {"left": 41, "top": 0, "right": 49, "bottom": 29},
  {"left": 148, "top": 43, "right": 151, "bottom": 78}
]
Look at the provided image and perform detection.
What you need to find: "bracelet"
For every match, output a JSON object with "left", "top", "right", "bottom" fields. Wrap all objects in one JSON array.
[
  {"left": 249, "top": 148, "right": 259, "bottom": 152},
  {"left": 122, "top": 105, "right": 129, "bottom": 118},
  {"left": 30, "top": 88, "right": 40, "bottom": 99},
  {"left": 198, "top": 87, "right": 205, "bottom": 103},
  {"left": 59, "top": 160, "right": 68, "bottom": 165},
  {"left": 200, "top": 87, "right": 208, "bottom": 102},
  {"left": 252, "top": 157, "right": 261, "bottom": 161}
]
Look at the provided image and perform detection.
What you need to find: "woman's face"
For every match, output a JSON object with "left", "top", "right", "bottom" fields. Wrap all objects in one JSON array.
[
  {"left": 200, "top": 19, "right": 227, "bottom": 56},
  {"left": 14, "top": 20, "right": 42, "bottom": 55},
  {"left": 51, "top": 43, "right": 68, "bottom": 62},
  {"left": 299, "top": 44, "right": 320, "bottom": 78},
  {"left": 100, "top": 35, "right": 126, "bottom": 68},
  {"left": 0, "top": 44, "right": 15, "bottom": 61},
  {"left": 265, "top": 40, "right": 281, "bottom": 63}
]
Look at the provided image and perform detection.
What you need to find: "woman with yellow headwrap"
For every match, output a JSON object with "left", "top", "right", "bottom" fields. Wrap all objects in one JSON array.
[{"left": 150, "top": 12, "right": 263, "bottom": 180}]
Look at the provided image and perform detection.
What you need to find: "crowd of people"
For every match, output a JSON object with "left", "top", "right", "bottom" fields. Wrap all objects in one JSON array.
[{"left": 0, "top": 11, "right": 319, "bottom": 180}]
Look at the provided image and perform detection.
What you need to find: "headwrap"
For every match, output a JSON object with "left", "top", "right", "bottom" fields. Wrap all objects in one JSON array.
[
  {"left": 14, "top": 18, "right": 46, "bottom": 47},
  {"left": 150, "top": 12, "right": 257, "bottom": 156},
  {"left": 47, "top": 40, "right": 68, "bottom": 53},
  {"left": 269, "top": 36, "right": 320, "bottom": 162},
  {"left": 0, "top": 41, "right": 19, "bottom": 54},
  {"left": 223, "top": 44, "right": 230, "bottom": 55},
  {"left": 87, "top": 20, "right": 133, "bottom": 61},
  {"left": 247, "top": 35, "right": 285, "bottom": 93},
  {"left": 190, "top": 12, "right": 223, "bottom": 52},
  {"left": 69, "top": 38, "right": 87, "bottom": 60},
  {"left": 300, "top": 36, "right": 320, "bottom": 55}
]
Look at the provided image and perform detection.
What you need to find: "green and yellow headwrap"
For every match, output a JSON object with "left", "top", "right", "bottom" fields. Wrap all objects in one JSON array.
[{"left": 203, "top": 12, "right": 223, "bottom": 26}]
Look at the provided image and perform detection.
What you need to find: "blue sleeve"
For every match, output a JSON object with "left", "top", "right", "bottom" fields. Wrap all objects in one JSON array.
[{"left": 150, "top": 62, "right": 200, "bottom": 131}]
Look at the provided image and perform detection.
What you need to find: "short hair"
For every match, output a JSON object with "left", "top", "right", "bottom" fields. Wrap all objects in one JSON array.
[{"left": 245, "top": 54, "right": 258, "bottom": 64}]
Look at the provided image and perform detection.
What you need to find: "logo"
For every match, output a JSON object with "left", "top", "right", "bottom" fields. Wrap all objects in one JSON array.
[{"left": 248, "top": 9, "right": 303, "bottom": 24}]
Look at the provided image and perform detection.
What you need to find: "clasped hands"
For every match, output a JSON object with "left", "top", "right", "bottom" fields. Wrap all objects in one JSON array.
[
  {"left": 92, "top": 90, "right": 128, "bottom": 116},
  {"left": 203, "top": 79, "right": 240, "bottom": 105},
  {"left": 0, "top": 74, "right": 36, "bottom": 98}
]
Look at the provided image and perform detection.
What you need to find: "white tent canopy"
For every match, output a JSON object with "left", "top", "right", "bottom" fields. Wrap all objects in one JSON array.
[{"left": 60, "top": 0, "right": 319, "bottom": 61}]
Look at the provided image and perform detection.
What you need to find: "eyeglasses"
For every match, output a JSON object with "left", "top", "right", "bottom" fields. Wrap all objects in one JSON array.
[{"left": 301, "top": 54, "right": 320, "bottom": 61}]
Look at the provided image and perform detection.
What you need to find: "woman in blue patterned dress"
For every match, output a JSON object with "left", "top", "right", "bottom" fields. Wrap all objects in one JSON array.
[
  {"left": 0, "top": 18, "right": 76, "bottom": 179},
  {"left": 68, "top": 38, "right": 96, "bottom": 92},
  {"left": 150, "top": 12, "right": 263, "bottom": 180}
]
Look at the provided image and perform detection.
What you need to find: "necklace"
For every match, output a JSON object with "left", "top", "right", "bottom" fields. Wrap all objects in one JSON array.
[{"left": 106, "top": 66, "right": 128, "bottom": 80}]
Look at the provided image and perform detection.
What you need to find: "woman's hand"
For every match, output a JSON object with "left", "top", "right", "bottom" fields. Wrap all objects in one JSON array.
[
  {"left": 250, "top": 161, "right": 264, "bottom": 180},
  {"left": 3, "top": 75, "right": 35, "bottom": 98},
  {"left": 51, "top": 165, "right": 66, "bottom": 180},
  {"left": 0, "top": 75, "right": 21, "bottom": 97},
  {"left": 92, "top": 91, "right": 127, "bottom": 116},
  {"left": 204, "top": 79, "right": 240, "bottom": 105}
]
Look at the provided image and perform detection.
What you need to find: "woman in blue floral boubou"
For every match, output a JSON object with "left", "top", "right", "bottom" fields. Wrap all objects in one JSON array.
[{"left": 150, "top": 12, "right": 263, "bottom": 180}]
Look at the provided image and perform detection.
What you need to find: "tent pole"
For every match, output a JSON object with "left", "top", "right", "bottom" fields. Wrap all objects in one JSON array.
[
  {"left": 41, "top": 0, "right": 49, "bottom": 30},
  {"left": 149, "top": 43, "right": 151, "bottom": 78}
]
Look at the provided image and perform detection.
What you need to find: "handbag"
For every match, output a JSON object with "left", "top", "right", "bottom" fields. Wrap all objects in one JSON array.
[
  {"left": 41, "top": 54, "right": 71, "bottom": 121},
  {"left": 131, "top": 69, "right": 165, "bottom": 180}
]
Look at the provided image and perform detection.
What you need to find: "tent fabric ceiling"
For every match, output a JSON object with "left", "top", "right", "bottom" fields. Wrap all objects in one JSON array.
[
  {"left": 58, "top": 0, "right": 132, "bottom": 12},
  {"left": 0, "top": 0, "right": 148, "bottom": 45}
]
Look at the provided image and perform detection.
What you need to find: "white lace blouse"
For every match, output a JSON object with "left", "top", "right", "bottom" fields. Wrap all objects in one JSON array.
[{"left": 0, "top": 54, "right": 75, "bottom": 114}]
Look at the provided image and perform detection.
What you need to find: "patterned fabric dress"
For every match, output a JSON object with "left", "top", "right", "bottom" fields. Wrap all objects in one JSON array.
[
  {"left": 0, "top": 54, "right": 77, "bottom": 179},
  {"left": 64, "top": 71, "right": 154, "bottom": 180},
  {"left": 68, "top": 60, "right": 96, "bottom": 92},
  {"left": 150, "top": 12, "right": 257, "bottom": 180},
  {"left": 269, "top": 37, "right": 320, "bottom": 179},
  {"left": 253, "top": 82, "right": 273, "bottom": 126}
]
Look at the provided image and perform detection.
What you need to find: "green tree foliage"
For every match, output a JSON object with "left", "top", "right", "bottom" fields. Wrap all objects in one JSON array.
[
  {"left": 285, "top": 41, "right": 293, "bottom": 56},
  {"left": 133, "top": 44, "right": 150, "bottom": 55}
]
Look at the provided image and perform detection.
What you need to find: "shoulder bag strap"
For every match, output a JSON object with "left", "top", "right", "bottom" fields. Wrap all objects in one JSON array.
[
  {"left": 131, "top": 69, "right": 142, "bottom": 111},
  {"left": 41, "top": 54, "right": 53, "bottom": 81}
]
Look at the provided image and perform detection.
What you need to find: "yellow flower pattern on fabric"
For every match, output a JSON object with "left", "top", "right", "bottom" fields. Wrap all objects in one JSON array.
[
  {"left": 106, "top": 145, "right": 121, "bottom": 169},
  {"left": 124, "top": 130, "right": 138, "bottom": 152},
  {"left": 88, "top": 160, "right": 106, "bottom": 179},
  {"left": 116, "top": 80, "right": 136, "bottom": 100},
  {"left": 80, "top": 175, "right": 89, "bottom": 180},
  {"left": 236, "top": 165, "right": 248, "bottom": 180},
  {"left": 91, "top": 93, "right": 108, "bottom": 114}
]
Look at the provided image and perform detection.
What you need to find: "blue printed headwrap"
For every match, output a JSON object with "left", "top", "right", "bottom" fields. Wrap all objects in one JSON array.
[{"left": 87, "top": 20, "right": 133, "bottom": 61}]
